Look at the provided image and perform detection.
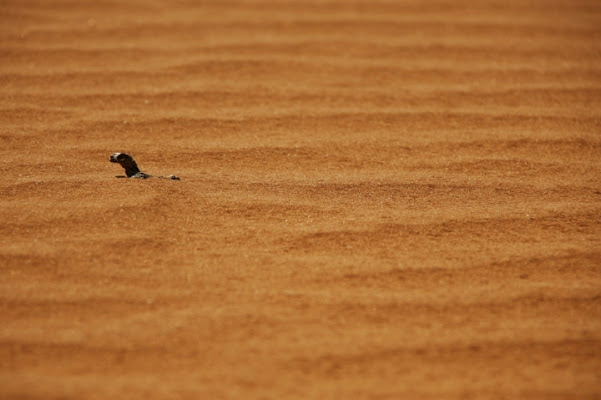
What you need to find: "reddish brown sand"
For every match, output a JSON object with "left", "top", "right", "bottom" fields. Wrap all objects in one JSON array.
[{"left": 1, "top": 1, "right": 601, "bottom": 399}]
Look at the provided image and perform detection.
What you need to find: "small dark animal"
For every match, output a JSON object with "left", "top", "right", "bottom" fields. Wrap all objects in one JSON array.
[{"left": 110, "top": 152, "right": 180, "bottom": 180}]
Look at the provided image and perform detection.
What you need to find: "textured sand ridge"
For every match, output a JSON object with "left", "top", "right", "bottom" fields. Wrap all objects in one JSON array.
[{"left": 1, "top": 0, "right": 600, "bottom": 399}]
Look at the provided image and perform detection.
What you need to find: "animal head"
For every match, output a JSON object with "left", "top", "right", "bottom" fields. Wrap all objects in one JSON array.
[{"left": 109, "top": 152, "right": 141, "bottom": 177}]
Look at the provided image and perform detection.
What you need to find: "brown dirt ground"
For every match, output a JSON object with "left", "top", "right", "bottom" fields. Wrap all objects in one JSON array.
[{"left": 1, "top": 0, "right": 601, "bottom": 399}]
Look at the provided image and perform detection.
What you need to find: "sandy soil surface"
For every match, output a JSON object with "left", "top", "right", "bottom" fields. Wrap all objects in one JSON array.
[{"left": 1, "top": 0, "right": 601, "bottom": 399}]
